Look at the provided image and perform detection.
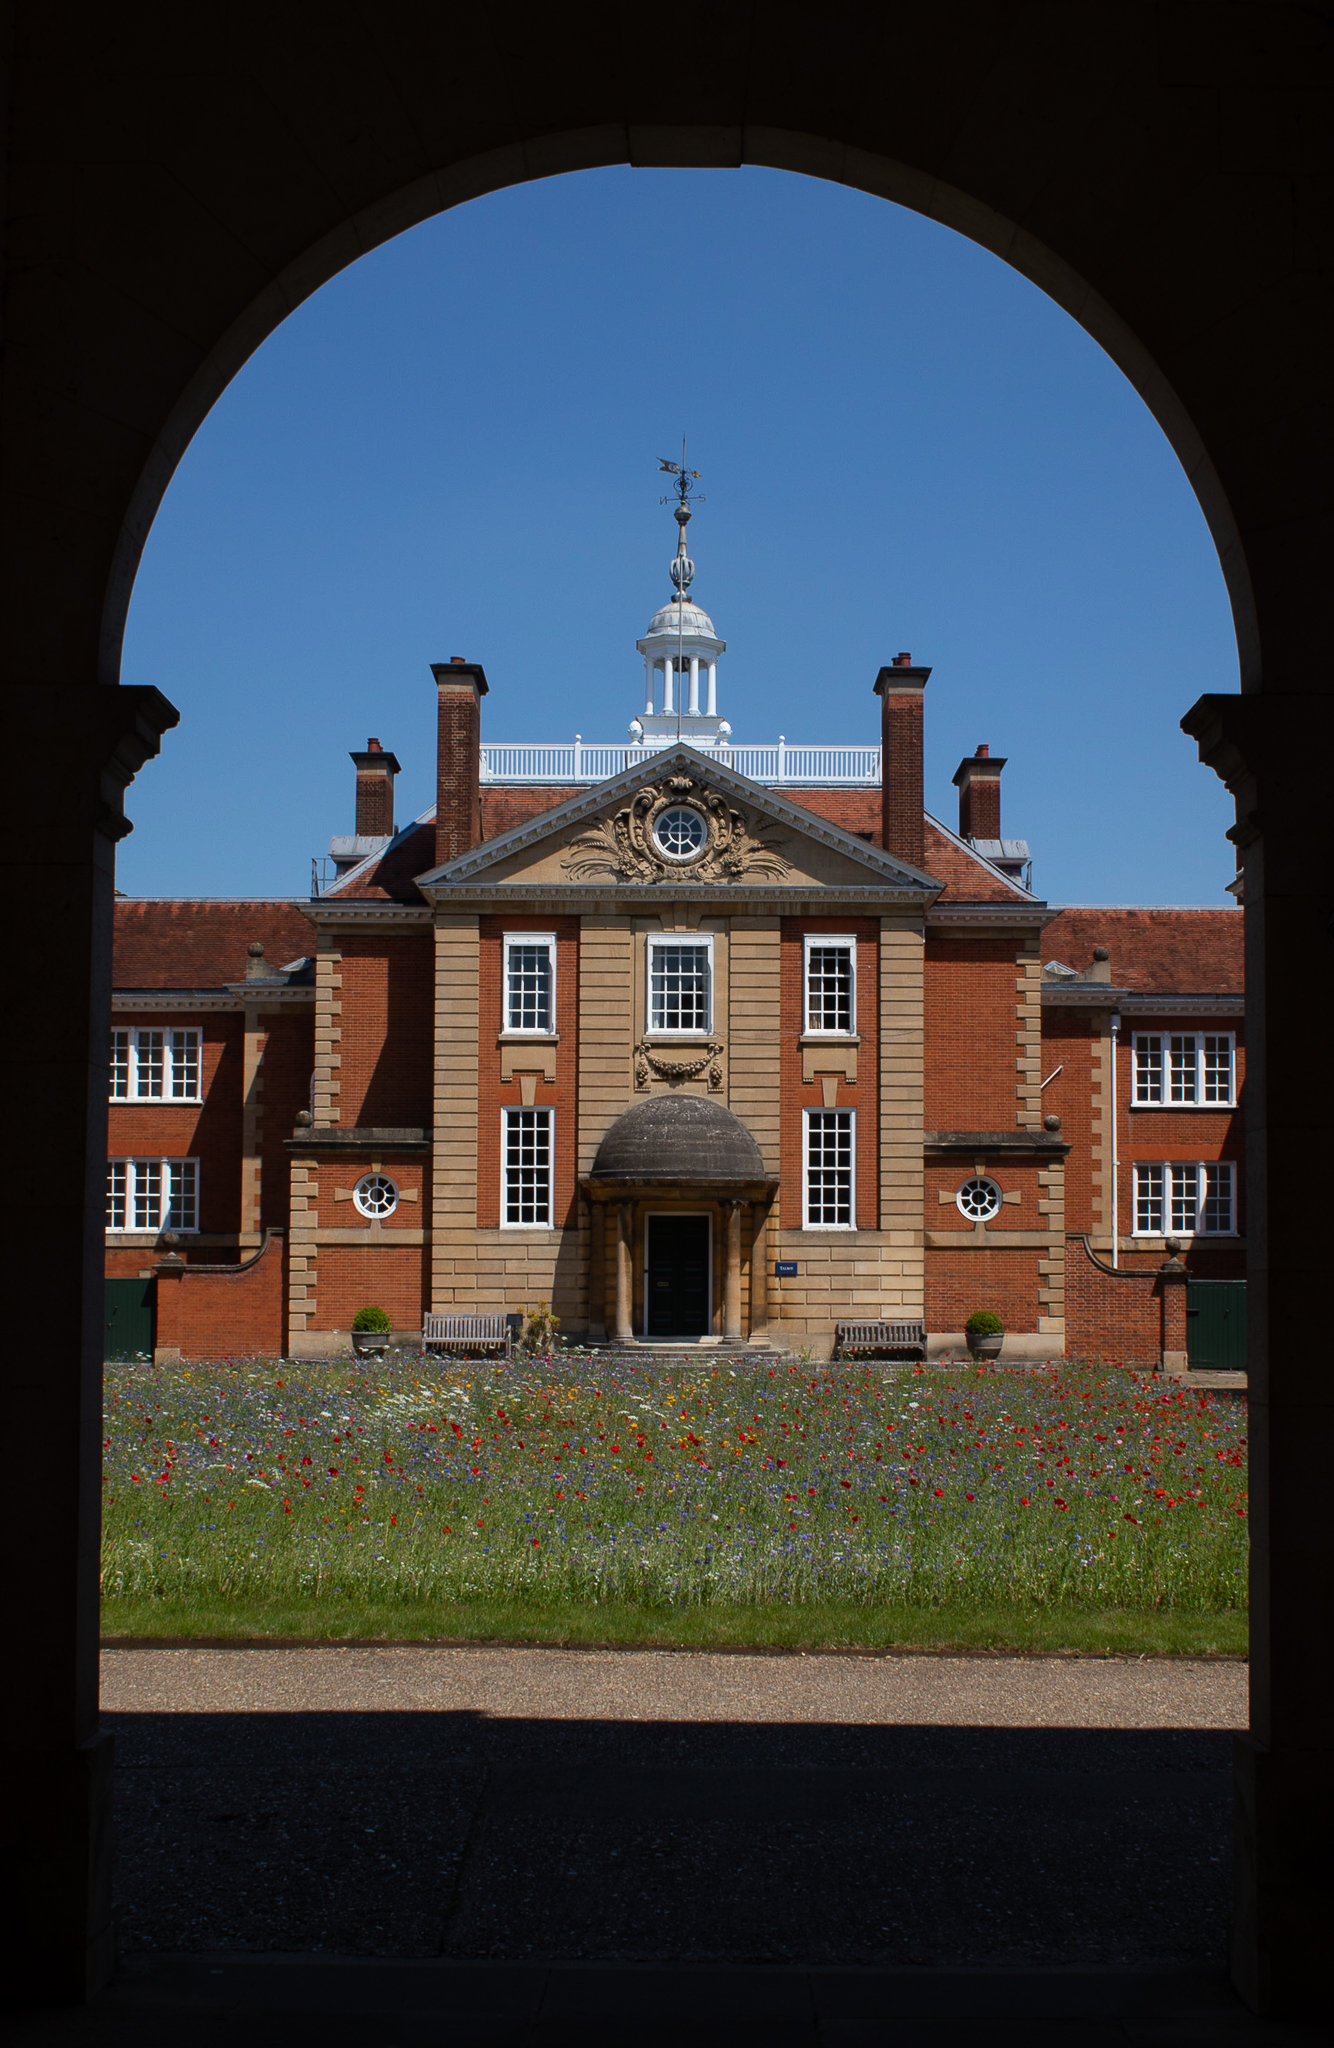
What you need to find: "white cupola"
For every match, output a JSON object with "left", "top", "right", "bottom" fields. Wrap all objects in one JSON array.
[{"left": 632, "top": 454, "right": 731, "bottom": 747}]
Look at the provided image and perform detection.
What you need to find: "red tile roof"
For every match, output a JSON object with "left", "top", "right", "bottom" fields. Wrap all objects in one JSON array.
[
  {"left": 921, "top": 819, "right": 1035, "bottom": 903},
  {"left": 1042, "top": 905, "right": 1243, "bottom": 994},
  {"left": 114, "top": 901, "right": 315, "bottom": 988}
]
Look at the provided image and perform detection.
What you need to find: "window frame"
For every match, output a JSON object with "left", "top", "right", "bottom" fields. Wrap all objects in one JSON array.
[
  {"left": 502, "top": 932, "right": 557, "bottom": 1036},
  {"left": 802, "top": 934, "right": 857, "bottom": 1037},
  {"left": 646, "top": 932, "right": 714, "bottom": 1037},
  {"left": 1131, "top": 1159, "right": 1237, "bottom": 1237},
  {"left": 105, "top": 1156, "right": 200, "bottom": 1233},
  {"left": 1132, "top": 1030, "right": 1235, "bottom": 1108},
  {"left": 802, "top": 1107, "right": 857, "bottom": 1230},
  {"left": 500, "top": 1105, "right": 555, "bottom": 1229},
  {"left": 109, "top": 1025, "right": 203, "bottom": 1103},
  {"left": 353, "top": 1172, "right": 399, "bottom": 1220}
]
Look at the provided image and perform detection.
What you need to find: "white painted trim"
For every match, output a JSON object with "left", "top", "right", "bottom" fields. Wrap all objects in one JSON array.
[
  {"left": 647, "top": 931, "right": 715, "bottom": 1035},
  {"left": 1130, "top": 1159, "right": 1238, "bottom": 1236},
  {"left": 502, "top": 931, "right": 558, "bottom": 1035},
  {"left": 802, "top": 1107, "right": 857, "bottom": 1230},
  {"left": 109, "top": 1025, "right": 202, "bottom": 1104},
  {"left": 802, "top": 932, "right": 857, "bottom": 1036},
  {"left": 499, "top": 1104, "right": 555, "bottom": 1229},
  {"left": 1131, "top": 1029, "right": 1236, "bottom": 1109}
]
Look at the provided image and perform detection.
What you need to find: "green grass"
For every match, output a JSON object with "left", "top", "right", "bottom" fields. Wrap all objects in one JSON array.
[
  {"left": 102, "top": 1351, "right": 1248, "bottom": 1655},
  {"left": 101, "top": 1594, "right": 1247, "bottom": 1658}
]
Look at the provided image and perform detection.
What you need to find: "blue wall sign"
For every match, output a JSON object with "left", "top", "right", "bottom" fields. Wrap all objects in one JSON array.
[{"left": 774, "top": 1261, "right": 799, "bottom": 1277}]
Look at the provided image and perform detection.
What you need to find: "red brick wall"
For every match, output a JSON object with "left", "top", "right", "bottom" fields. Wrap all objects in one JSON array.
[
  {"left": 924, "top": 935, "right": 1023, "bottom": 1131},
  {"left": 336, "top": 933, "right": 433, "bottom": 1127},
  {"left": 107, "top": 1013, "right": 244, "bottom": 1235},
  {"left": 436, "top": 677, "right": 482, "bottom": 864},
  {"left": 476, "top": 914, "right": 579, "bottom": 1229},
  {"left": 309, "top": 1155, "right": 427, "bottom": 1229},
  {"left": 154, "top": 1233, "right": 285, "bottom": 1360},
  {"left": 880, "top": 689, "right": 925, "bottom": 869},
  {"left": 779, "top": 917, "right": 879, "bottom": 1232},
  {"left": 1040, "top": 1012, "right": 1098, "bottom": 1232},
  {"left": 258, "top": 1010, "right": 315, "bottom": 1229},
  {"left": 926, "top": 1248, "right": 1042, "bottom": 1333},
  {"left": 1064, "top": 1235, "right": 1162, "bottom": 1366},
  {"left": 314, "top": 1244, "right": 431, "bottom": 1330}
]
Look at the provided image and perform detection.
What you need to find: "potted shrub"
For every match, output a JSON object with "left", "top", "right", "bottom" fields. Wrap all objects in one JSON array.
[
  {"left": 518, "top": 1299, "right": 560, "bottom": 1355},
  {"left": 965, "top": 1309, "right": 1004, "bottom": 1360},
  {"left": 351, "top": 1304, "right": 393, "bottom": 1357}
]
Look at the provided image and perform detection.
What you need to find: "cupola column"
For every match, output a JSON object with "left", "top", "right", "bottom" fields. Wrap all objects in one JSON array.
[
  {"left": 706, "top": 661, "right": 717, "bottom": 716},
  {"left": 644, "top": 657, "right": 655, "bottom": 716},
  {"left": 689, "top": 655, "right": 700, "bottom": 714}
]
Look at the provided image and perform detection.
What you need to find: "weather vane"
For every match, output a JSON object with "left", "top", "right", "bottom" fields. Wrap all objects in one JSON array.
[{"left": 657, "top": 439, "right": 703, "bottom": 598}]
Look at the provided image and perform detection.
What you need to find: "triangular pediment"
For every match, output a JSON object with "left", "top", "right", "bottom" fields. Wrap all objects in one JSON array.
[{"left": 415, "top": 746, "right": 942, "bottom": 898}]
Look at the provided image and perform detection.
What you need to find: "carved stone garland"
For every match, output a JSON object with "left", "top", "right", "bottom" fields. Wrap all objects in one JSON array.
[
  {"left": 634, "top": 1039, "right": 725, "bottom": 1091},
  {"left": 562, "top": 773, "right": 790, "bottom": 883}
]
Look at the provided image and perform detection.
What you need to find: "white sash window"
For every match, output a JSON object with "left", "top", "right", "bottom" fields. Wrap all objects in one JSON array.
[{"left": 110, "top": 1027, "right": 202, "bottom": 1101}]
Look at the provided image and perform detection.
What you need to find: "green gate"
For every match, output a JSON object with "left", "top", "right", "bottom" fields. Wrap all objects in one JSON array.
[
  {"left": 1185, "top": 1280, "right": 1247, "bottom": 1372},
  {"left": 104, "top": 1277, "right": 155, "bottom": 1361}
]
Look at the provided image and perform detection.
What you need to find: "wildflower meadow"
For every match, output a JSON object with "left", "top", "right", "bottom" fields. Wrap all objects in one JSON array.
[{"left": 101, "top": 1354, "right": 1248, "bottom": 1653}]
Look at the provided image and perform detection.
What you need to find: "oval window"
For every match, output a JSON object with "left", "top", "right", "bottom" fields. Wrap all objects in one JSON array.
[
  {"left": 956, "top": 1175, "right": 1002, "bottom": 1223},
  {"left": 354, "top": 1172, "right": 399, "bottom": 1219},
  {"left": 653, "top": 805, "right": 708, "bottom": 860}
]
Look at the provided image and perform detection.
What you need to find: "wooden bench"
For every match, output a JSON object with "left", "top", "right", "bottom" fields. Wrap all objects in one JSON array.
[
  {"left": 834, "top": 1319, "right": 928, "bottom": 1360},
  {"left": 421, "top": 1312, "right": 514, "bottom": 1358}
]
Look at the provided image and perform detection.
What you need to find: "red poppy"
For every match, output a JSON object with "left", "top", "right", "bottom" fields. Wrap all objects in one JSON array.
[{"left": 1055, "top": 1499, "right": 1069, "bottom": 1510}]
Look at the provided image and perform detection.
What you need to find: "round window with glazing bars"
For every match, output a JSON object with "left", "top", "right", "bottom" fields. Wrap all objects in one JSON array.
[
  {"left": 956, "top": 1175, "right": 1002, "bottom": 1222},
  {"left": 653, "top": 805, "right": 708, "bottom": 861},
  {"left": 354, "top": 1172, "right": 399, "bottom": 1219}
]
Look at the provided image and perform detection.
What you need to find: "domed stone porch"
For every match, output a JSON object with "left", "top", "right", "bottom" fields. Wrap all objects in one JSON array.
[{"left": 584, "top": 1095, "right": 777, "bottom": 1345}]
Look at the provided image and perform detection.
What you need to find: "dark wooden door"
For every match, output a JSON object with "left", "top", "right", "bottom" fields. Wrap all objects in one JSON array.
[
  {"left": 646, "top": 1215, "right": 711, "bottom": 1338},
  {"left": 104, "top": 1277, "right": 155, "bottom": 1361},
  {"left": 1186, "top": 1280, "right": 1247, "bottom": 1371}
]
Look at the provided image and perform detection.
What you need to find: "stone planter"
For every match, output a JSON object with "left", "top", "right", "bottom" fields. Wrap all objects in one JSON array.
[
  {"left": 351, "top": 1329, "right": 391, "bottom": 1358},
  {"left": 966, "top": 1329, "right": 1004, "bottom": 1360}
]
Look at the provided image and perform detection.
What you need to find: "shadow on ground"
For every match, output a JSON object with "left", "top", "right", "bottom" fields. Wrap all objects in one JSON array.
[{"left": 110, "top": 1712, "right": 1230, "bottom": 1966}]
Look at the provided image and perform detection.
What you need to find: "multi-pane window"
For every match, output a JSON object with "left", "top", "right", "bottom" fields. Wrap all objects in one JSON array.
[
  {"left": 804, "top": 1109, "right": 855, "bottom": 1228},
  {"left": 504, "top": 935, "right": 555, "bottom": 1033},
  {"left": 110, "top": 1026, "right": 201, "bottom": 1101},
  {"left": 105, "top": 1158, "right": 199, "bottom": 1232},
  {"left": 804, "top": 937, "right": 855, "bottom": 1034},
  {"left": 648, "top": 939, "right": 712, "bottom": 1033},
  {"left": 1132, "top": 1160, "right": 1235, "bottom": 1236},
  {"left": 503, "top": 1108, "right": 553, "bottom": 1226},
  {"left": 1133, "top": 1032, "right": 1234, "bottom": 1106}
]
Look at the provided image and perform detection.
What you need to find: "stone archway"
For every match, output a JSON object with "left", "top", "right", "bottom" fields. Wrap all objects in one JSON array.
[{"left": 8, "top": 6, "right": 1330, "bottom": 2015}]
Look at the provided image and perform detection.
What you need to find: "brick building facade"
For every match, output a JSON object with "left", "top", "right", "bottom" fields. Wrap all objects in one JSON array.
[{"left": 108, "top": 551, "right": 1243, "bottom": 1366}]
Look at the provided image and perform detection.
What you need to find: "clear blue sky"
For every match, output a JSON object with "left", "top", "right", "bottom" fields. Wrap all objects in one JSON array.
[{"left": 119, "top": 166, "right": 1239, "bottom": 906}]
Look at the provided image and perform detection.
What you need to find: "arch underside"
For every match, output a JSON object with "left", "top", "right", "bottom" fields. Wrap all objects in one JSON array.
[{"left": 98, "top": 123, "right": 1256, "bottom": 689}]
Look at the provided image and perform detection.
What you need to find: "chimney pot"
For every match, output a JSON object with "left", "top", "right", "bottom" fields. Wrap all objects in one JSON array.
[
  {"left": 894, "top": 651, "right": 912, "bottom": 667},
  {"left": 450, "top": 655, "right": 466, "bottom": 664},
  {"left": 367, "top": 736, "right": 382, "bottom": 752},
  {"left": 976, "top": 743, "right": 989, "bottom": 757}
]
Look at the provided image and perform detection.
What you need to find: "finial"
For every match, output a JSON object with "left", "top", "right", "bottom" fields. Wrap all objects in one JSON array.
[{"left": 657, "top": 438, "right": 703, "bottom": 600}]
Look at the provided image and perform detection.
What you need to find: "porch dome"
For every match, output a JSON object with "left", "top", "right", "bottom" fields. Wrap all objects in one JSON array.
[{"left": 591, "top": 1094, "right": 766, "bottom": 1183}]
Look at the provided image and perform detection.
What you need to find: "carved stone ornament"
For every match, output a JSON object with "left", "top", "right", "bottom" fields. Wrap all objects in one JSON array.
[
  {"left": 562, "top": 774, "right": 790, "bottom": 883},
  {"left": 634, "top": 1039, "right": 726, "bottom": 1091}
]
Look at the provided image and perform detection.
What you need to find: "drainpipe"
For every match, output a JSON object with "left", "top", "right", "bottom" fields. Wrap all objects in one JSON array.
[{"left": 1110, "top": 1010, "right": 1121, "bottom": 1268}]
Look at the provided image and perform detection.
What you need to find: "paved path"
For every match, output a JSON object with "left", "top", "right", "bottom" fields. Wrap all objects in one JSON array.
[{"left": 102, "top": 1643, "right": 1248, "bottom": 1728}]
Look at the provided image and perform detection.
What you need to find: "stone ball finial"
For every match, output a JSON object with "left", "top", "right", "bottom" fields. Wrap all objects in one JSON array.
[
  {"left": 1044, "top": 1113, "right": 1062, "bottom": 1132},
  {"left": 1093, "top": 946, "right": 1110, "bottom": 961},
  {"left": 247, "top": 941, "right": 265, "bottom": 956},
  {"left": 295, "top": 1109, "right": 313, "bottom": 1128}
]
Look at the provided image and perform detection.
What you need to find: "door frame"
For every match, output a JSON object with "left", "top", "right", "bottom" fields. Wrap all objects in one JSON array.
[{"left": 643, "top": 1208, "right": 713, "bottom": 1341}]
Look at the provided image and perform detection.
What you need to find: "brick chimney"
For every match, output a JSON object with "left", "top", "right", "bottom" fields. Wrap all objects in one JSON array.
[
  {"left": 349, "top": 737, "right": 400, "bottom": 839},
  {"left": 873, "top": 653, "right": 932, "bottom": 870},
  {"left": 952, "top": 744, "right": 1007, "bottom": 841},
  {"left": 432, "top": 658, "right": 489, "bottom": 867}
]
